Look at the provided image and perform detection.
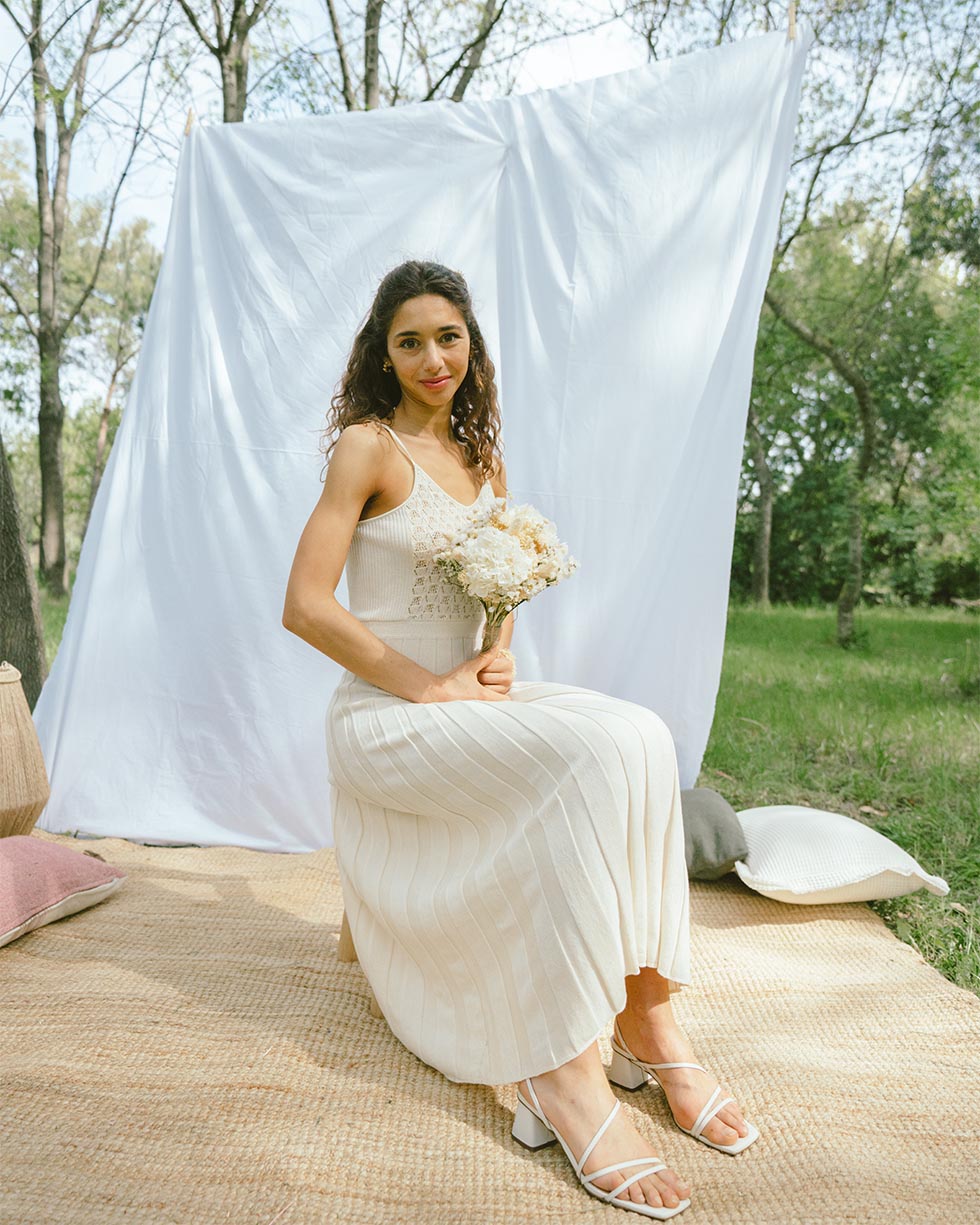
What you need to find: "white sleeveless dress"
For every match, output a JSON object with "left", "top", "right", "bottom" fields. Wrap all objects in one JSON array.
[{"left": 326, "top": 422, "right": 691, "bottom": 1086}]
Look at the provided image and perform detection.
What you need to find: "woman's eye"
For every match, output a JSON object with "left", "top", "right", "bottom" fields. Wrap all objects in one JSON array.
[{"left": 398, "top": 332, "right": 460, "bottom": 348}]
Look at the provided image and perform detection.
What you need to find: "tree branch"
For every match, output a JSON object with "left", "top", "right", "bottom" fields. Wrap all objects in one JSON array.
[
  {"left": 64, "top": 4, "right": 102, "bottom": 134},
  {"left": 0, "top": 273, "right": 39, "bottom": 338},
  {"left": 450, "top": 0, "right": 505, "bottom": 102},
  {"left": 791, "top": 125, "right": 914, "bottom": 168},
  {"left": 211, "top": 0, "right": 228, "bottom": 49},
  {"left": 239, "top": 0, "right": 274, "bottom": 40},
  {"left": 764, "top": 289, "right": 875, "bottom": 481},
  {"left": 92, "top": 0, "right": 158, "bottom": 55},
  {"left": 424, "top": 0, "right": 508, "bottom": 102},
  {"left": 322, "top": 0, "right": 356, "bottom": 111},
  {"left": 61, "top": 4, "right": 168, "bottom": 334},
  {"left": 177, "top": 0, "right": 218, "bottom": 55},
  {"left": 776, "top": 2, "right": 894, "bottom": 265},
  {"left": 0, "top": 0, "right": 29, "bottom": 40}
]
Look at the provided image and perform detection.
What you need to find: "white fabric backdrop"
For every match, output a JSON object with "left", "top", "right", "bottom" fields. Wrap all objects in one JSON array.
[{"left": 33, "top": 26, "right": 812, "bottom": 852}]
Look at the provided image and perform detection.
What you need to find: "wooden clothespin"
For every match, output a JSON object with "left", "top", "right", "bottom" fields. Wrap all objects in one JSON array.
[
  {"left": 184, "top": 107, "right": 195, "bottom": 137},
  {"left": 788, "top": 1, "right": 797, "bottom": 41}
]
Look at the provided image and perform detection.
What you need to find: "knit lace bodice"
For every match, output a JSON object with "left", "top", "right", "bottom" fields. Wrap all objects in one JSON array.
[{"left": 343, "top": 423, "right": 497, "bottom": 625}]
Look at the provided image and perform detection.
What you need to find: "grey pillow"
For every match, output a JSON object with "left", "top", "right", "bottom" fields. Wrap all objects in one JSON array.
[{"left": 681, "top": 787, "right": 748, "bottom": 880}]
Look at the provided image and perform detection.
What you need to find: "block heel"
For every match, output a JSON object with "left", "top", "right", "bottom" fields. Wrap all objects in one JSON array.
[
  {"left": 511, "top": 1096, "right": 558, "bottom": 1150},
  {"left": 608, "top": 1047, "right": 650, "bottom": 1090}
]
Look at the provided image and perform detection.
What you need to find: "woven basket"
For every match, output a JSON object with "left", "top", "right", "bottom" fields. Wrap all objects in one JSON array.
[{"left": 0, "top": 660, "right": 51, "bottom": 838}]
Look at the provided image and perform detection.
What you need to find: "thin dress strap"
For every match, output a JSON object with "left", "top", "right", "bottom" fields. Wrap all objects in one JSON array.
[{"left": 379, "top": 421, "right": 415, "bottom": 466}]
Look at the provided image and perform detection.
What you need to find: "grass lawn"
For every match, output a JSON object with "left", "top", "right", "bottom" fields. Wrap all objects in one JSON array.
[
  {"left": 39, "top": 590, "right": 979, "bottom": 997},
  {"left": 699, "top": 604, "right": 979, "bottom": 998}
]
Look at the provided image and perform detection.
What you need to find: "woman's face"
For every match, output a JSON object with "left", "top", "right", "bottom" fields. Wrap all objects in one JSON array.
[{"left": 385, "top": 294, "right": 470, "bottom": 408}]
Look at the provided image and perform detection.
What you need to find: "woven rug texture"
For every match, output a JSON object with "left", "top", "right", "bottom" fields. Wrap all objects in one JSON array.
[{"left": 2, "top": 830, "right": 977, "bottom": 1225}]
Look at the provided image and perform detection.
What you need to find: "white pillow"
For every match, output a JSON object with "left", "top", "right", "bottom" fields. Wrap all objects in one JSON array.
[{"left": 733, "top": 805, "right": 950, "bottom": 904}]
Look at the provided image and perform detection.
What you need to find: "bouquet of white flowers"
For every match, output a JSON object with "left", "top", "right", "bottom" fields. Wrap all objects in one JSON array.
[{"left": 432, "top": 496, "right": 579, "bottom": 652}]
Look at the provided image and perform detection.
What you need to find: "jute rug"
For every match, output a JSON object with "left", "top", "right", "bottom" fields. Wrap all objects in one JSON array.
[{"left": 2, "top": 829, "right": 977, "bottom": 1225}]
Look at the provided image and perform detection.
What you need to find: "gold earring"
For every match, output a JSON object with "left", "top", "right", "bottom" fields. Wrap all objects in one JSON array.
[{"left": 382, "top": 358, "right": 392, "bottom": 371}]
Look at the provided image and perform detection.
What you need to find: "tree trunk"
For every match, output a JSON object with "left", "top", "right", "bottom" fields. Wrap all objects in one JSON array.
[
  {"left": 364, "top": 0, "right": 384, "bottom": 109},
  {"left": 0, "top": 426, "right": 47, "bottom": 710},
  {"left": 221, "top": 37, "right": 249, "bottom": 122},
  {"left": 837, "top": 479, "right": 864, "bottom": 646},
  {"left": 835, "top": 380, "right": 875, "bottom": 647},
  {"left": 747, "top": 408, "right": 772, "bottom": 607},
  {"left": 177, "top": 0, "right": 274, "bottom": 123},
  {"left": 37, "top": 329, "right": 68, "bottom": 595},
  {"left": 7, "top": 3, "right": 157, "bottom": 599},
  {"left": 31, "top": 13, "right": 71, "bottom": 599}
]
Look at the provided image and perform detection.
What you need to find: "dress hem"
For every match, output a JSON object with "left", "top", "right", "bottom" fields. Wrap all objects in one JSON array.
[{"left": 431, "top": 965, "right": 694, "bottom": 1087}]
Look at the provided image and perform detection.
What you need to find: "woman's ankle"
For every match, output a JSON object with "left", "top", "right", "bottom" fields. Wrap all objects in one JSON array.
[
  {"left": 617, "top": 999, "right": 679, "bottom": 1032},
  {"left": 528, "top": 1044, "right": 609, "bottom": 1095}
]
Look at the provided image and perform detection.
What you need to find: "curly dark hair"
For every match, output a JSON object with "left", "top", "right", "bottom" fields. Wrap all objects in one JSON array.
[{"left": 318, "top": 259, "right": 503, "bottom": 484}]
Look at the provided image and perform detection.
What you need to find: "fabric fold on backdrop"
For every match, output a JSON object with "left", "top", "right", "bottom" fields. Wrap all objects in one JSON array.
[{"left": 33, "top": 26, "right": 813, "bottom": 852}]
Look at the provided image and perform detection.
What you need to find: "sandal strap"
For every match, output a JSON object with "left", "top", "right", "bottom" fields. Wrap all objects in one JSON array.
[
  {"left": 575, "top": 1097, "right": 621, "bottom": 1176},
  {"left": 691, "top": 1086, "right": 736, "bottom": 1139},
  {"left": 519, "top": 1073, "right": 678, "bottom": 1197},
  {"left": 611, "top": 1024, "right": 707, "bottom": 1075},
  {"left": 610, "top": 1165, "right": 673, "bottom": 1199},
  {"left": 613, "top": 1042, "right": 707, "bottom": 1079},
  {"left": 643, "top": 1060, "right": 706, "bottom": 1073},
  {"left": 582, "top": 1157, "right": 667, "bottom": 1186},
  {"left": 611, "top": 1020, "right": 743, "bottom": 1146},
  {"left": 521, "top": 1078, "right": 545, "bottom": 1118}
]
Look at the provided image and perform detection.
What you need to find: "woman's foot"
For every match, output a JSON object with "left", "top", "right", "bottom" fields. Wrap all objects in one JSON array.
[
  {"left": 614, "top": 1009, "right": 750, "bottom": 1148},
  {"left": 520, "top": 1056, "right": 691, "bottom": 1211}
]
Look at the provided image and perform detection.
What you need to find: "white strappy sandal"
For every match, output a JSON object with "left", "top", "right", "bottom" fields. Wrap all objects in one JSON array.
[
  {"left": 608, "top": 1018, "right": 760, "bottom": 1155},
  {"left": 511, "top": 1076, "right": 691, "bottom": 1219}
]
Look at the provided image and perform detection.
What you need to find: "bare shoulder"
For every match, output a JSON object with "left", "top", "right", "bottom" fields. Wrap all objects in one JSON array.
[
  {"left": 329, "top": 418, "right": 395, "bottom": 474},
  {"left": 321, "top": 419, "right": 393, "bottom": 503},
  {"left": 334, "top": 418, "right": 389, "bottom": 456}
]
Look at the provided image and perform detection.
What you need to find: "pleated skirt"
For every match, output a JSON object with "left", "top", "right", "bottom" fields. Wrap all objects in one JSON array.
[{"left": 325, "top": 619, "right": 692, "bottom": 1087}]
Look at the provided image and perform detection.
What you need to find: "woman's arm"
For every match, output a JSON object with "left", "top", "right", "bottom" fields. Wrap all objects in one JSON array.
[
  {"left": 498, "top": 609, "right": 515, "bottom": 651},
  {"left": 282, "top": 424, "right": 445, "bottom": 703},
  {"left": 284, "top": 598, "right": 447, "bottom": 704}
]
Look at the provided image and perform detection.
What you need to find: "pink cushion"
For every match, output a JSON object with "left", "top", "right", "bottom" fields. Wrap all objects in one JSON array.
[{"left": 0, "top": 835, "right": 127, "bottom": 949}]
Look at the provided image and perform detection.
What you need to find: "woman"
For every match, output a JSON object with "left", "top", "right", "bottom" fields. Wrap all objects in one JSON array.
[{"left": 282, "top": 258, "right": 757, "bottom": 1219}]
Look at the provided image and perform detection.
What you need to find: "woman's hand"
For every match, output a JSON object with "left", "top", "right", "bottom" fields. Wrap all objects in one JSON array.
[
  {"left": 421, "top": 644, "right": 512, "bottom": 703},
  {"left": 476, "top": 646, "right": 515, "bottom": 696}
]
